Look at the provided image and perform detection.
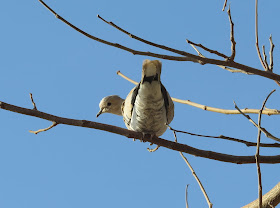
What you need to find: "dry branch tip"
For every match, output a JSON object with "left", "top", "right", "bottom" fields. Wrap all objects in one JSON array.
[{"left": 29, "top": 122, "right": 58, "bottom": 135}]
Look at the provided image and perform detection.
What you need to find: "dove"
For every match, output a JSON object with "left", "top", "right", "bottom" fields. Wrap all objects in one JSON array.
[{"left": 97, "top": 59, "right": 174, "bottom": 136}]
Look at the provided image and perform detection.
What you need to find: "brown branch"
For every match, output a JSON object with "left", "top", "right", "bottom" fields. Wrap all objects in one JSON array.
[
  {"left": 269, "top": 35, "right": 275, "bottom": 71},
  {"left": 29, "top": 93, "right": 37, "bottom": 110},
  {"left": 234, "top": 97, "right": 280, "bottom": 143},
  {"left": 267, "top": 35, "right": 280, "bottom": 87},
  {"left": 189, "top": 42, "right": 251, "bottom": 74},
  {"left": 38, "top": 0, "right": 198, "bottom": 63},
  {"left": 227, "top": 6, "right": 236, "bottom": 61},
  {"left": 242, "top": 182, "right": 280, "bottom": 208},
  {"left": 37, "top": 0, "right": 280, "bottom": 82},
  {"left": 97, "top": 15, "right": 192, "bottom": 57},
  {"left": 186, "top": 39, "right": 228, "bottom": 59},
  {"left": 147, "top": 145, "right": 159, "bottom": 152},
  {"left": 185, "top": 184, "right": 189, "bottom": 208},
  {"left": 255, "top": 0, "right": 267, "bottom": 70},
  {"left": 2, "top": 100, "right": 280, "bottom": 164},
  {"left": 254, "top": 90, "right": 275, "bottom": 207},
  {"left": 168, "top": 126, "right": 280, "bottom": 148},
  {"left": 29, "top": 122, "right": 57, "bottom": 134},
  {"left": 255, "top": 90, "right": 275, "bottom": 208},
  {"left": 117, "top": 70, "right": 280, "bottom": 115},
  {"left": 222, "top": 0, "right": 228, "bottom": 11},
  {"left": 262, "top": 45, "right": 269, "bottom": 71},
  {"left": 172, "top": 130, "right": 213, "bottom": 208}
]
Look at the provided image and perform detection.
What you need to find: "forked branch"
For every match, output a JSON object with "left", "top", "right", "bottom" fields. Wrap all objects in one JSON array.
[
  {"left": 2, "top": 100, "right": 280, "bottom": 164},
  {"left": 172, "top": 130, "right": 213, "bottom": 208},
  {"left": 234, "top": 96, "right": 280, "bottom": 143},
  {"left": 38, "top": 0, "right": 280, "bottom": 82},
  {"left": 255, "top": 90, "right": 275, "bottom": 208}
]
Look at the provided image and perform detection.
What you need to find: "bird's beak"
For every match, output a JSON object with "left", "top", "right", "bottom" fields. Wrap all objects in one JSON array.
[{"left": 96, "top": 108, "right": 104, "bottom": 118}]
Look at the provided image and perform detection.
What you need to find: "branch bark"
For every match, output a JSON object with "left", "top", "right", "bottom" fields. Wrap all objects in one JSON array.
[
  {"left": 1, "top": 100, "right": 280, "bottom": 164},
  {"left": 38, "top": 0, "right": 280, "bottom": 82},
  {"left": 242, "top": 182, "right": 280, "bottom": 208},
  {"left": 117, "top": 71, "right": 280, "bottom": 115}
]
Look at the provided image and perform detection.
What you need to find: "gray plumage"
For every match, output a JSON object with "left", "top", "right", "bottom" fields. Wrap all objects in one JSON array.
[{"left": 97, "top": 59, "right": 174, "bottom": 136}]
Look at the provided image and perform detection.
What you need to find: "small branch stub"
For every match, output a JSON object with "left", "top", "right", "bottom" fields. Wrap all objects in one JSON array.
[
  {"left": 29, "top": 122, "right": 58, "bottom": 134},
  {"left": 29, "top": 93, "right": 38, "bottom": 110}
]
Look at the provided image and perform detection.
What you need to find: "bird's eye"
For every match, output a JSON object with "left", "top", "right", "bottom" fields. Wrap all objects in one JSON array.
[{"left": 107, "top": 102, "right": 111, "bottom": 106}]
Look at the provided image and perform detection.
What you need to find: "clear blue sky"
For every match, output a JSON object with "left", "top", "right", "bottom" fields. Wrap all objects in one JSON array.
[{"left": 1, "top": 0, "right": 280, "bottom": 207}]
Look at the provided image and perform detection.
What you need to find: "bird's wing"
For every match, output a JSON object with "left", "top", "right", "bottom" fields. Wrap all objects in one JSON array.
[
  {"left": 161, "top": 83, "right": 174, "bottom": 124},
  {"left": 122, "top": 83, "right": 140, "bottom": 127}
]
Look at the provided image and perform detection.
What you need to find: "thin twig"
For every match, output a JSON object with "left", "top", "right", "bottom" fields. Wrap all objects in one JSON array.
[
  {"left": 168, "top": 125, "right": 280, "bottom": 148},
  {"left": 255, "top": 90, "right": 275, "bottom": 208},
  {"left": 29, "top": 93, "right": 38, "bottom": 110},
  {"left": 267, "top": 35, "right": 280, "bottom": 87},
  {"left": 172, "top": 129, "right": 213, "bottom": 208},
  {"left": 186, "top": 39, "right": 228, "bottom": 59},
  {"left": 262, "top": 45, "right": 269, "bottom": 71},
  {"left": 37, "top": 0, "right": 280, "bottom": 82},
  {"left": 269, "top": 35, "right": 274, "bottom": 71},
  {"left": 234, "top": 90, "right": 280, "bottom": 143},
  {"left": 222, "top": 0, "right": 228, "bottom": 11},
  {"left": 147, "top": 145, "right": 160, "bottom": 152},
  {"left": 97, "top": 15, "right": 192, "bottom": 57},
  {"left": 255, "top": 0, "right": 267, "bottom": 70},
  {"left": 29, "top": 122, "right": 58, "bottom": 134},
  {"left": 2, "top": 100, "right": 280, "bottom": 164},
  {"left": 227, "top": 6, "right": 236, "bottom": 61},
  {"left": 186, "top": 184, "right": 189, "bottom": 208},
  {"left": 117, "top": 70, "right": 280, "bottom": 115},
  {"left": 189, "top": 43, "right": 251, "bottom": 74},
  {"left": 38, "top": 0, "right": 197, "bottom": 63}
]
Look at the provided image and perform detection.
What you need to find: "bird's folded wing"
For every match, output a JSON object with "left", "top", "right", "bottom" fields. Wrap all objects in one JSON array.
[
  {"left": 121, "top": 84, "right": 140, "bottom": 126},
  {"left": 161, "top": 83, "right": 174, "bottom": 124}
]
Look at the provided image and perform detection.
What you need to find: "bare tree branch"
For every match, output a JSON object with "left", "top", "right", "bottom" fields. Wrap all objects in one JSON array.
[
  {"left": 172, "top": 130, "right": 213, "bottom": 208},
  {"left": 234, "top": 96, "right": 280, "bottom": 143},
  {"left": 242, "top": 182, "right": 280, "bottom": 208},
  {"left": 29, "top": 122, "right": 57, "bottom": 134},
  {"left": 2, "top": 100, "right": 280, "bottom": 164},
  {"left": 29, "top": 93, "right": 38, "bottom": 110},
  {"left": 97, "top": 15, "right": 193, "bottom": 58},
  {"left": 117, "top": 70, "right": 280, "bottom": 115},
  {"left": 269, "top": 35, "right": 275, "bottom": 71},
  {"left": 38, "top": 1, "right": 199, "bottom": 62},
  {"left": 255, "top": 90, "right": 275, "bottom": 208},
  {"left": 38, "top": 0, "right": 280, "bottom": 82},
  {"left": 168, "top": 125, "right": 280, "bottom": 148},
  {"left": 222, "top": 0, "right": 228, "bottom": 11},
  {"left": 227, "top": 5, "right": 236, "bottom": 61},
  {"left": 262, "top": 45, "right": 269, "bottom": 71},
  {"left": 147, "top": 144, "right": 160, "bottom": 152},
  {"left": 255, "top": 0, "right": 267, "bottom": 70},
  {"left": 189, "top": 43, "right": 251, "bottom": 74},
  {"left": 186, "top": 39, "right": 228, "bottom": 59},
  {"left": 185, "top": 184, "right": 189, "bottom": 208}
]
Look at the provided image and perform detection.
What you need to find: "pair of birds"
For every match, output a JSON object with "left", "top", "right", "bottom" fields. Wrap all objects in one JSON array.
[{"left": 97, "top": 59, "right": 174, "bottom": 137}]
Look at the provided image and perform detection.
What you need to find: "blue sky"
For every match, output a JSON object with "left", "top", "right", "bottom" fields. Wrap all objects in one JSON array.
[{"left": 1, "top": 0, "right": 280, "bottom": 207}]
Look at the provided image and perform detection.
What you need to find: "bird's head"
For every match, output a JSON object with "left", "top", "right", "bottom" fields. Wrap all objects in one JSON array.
[
  {"left": 141, "top": 59, "right": 162, "bottom": 84},
  {"left": 96, "top": 95, "right": 124, "bottom": 117}
]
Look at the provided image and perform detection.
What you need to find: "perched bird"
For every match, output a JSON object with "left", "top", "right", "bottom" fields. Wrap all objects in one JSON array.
[{"left": 97, "top": 59, "right": 174, "bottom": 136}]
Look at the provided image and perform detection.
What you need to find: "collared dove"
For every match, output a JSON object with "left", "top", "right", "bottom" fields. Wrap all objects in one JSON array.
[{"left": 97, "top": 59, "right": 174, "bottom": 136}]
